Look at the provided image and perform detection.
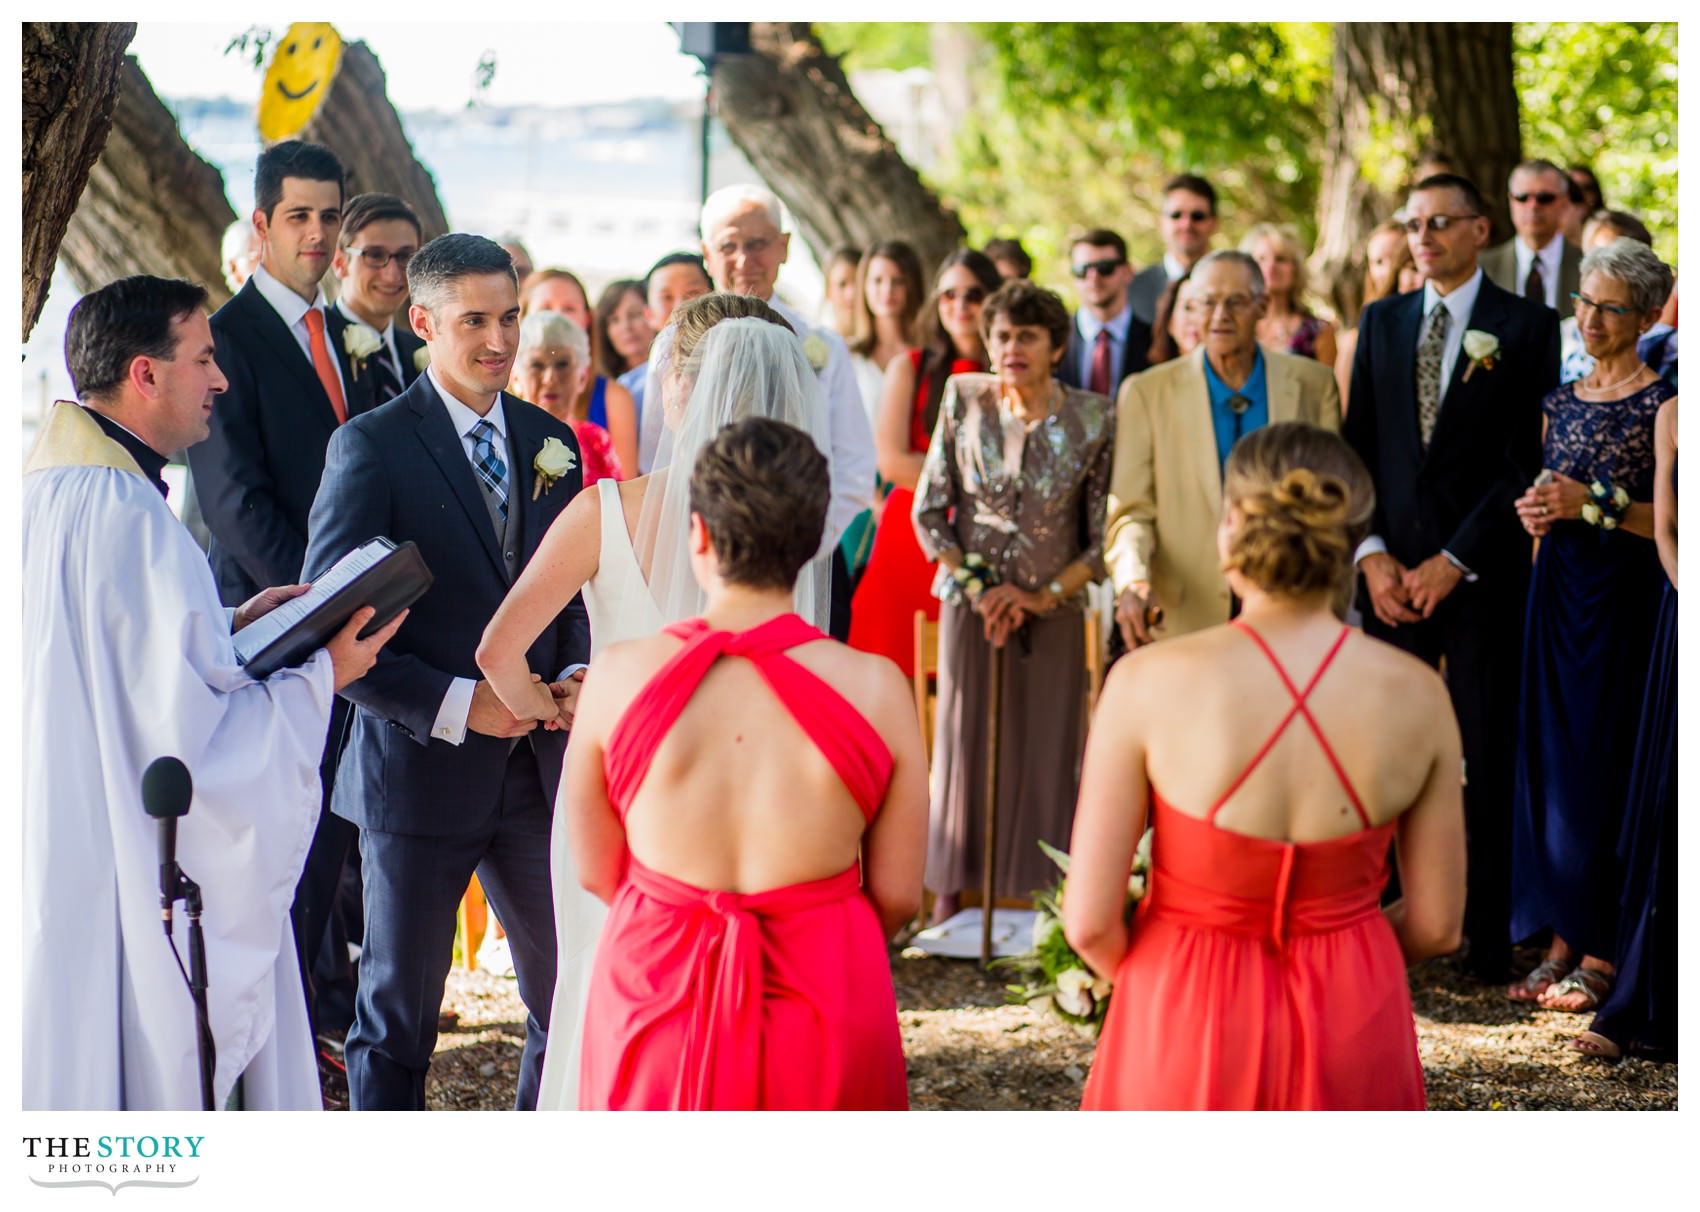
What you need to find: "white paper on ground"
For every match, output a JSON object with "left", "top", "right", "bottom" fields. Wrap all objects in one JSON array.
[{"left": 904, "top": 908, "right": 1037, "bottom": 959}]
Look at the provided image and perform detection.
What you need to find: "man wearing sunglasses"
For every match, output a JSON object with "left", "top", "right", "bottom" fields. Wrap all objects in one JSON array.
[
  {"left": 1481, "top": 159, "right": 1583, "bottom": 319},
  {"left": 1058, "top": 227, "right": 1152, "bottom": 397},
  {"left": 1129, "top": 173, "right": 1220, "bottom": 326},
  {"left": 332, "top": 192, "right": 427, "bottom": 408},
  {"left": 1342, "top": 172, "right": 1560, "bottom": 986}
]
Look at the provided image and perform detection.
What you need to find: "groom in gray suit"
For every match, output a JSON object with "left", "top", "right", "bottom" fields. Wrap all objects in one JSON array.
[{"left": 303, "top": 234, "right": 590, "bottom": 1110}]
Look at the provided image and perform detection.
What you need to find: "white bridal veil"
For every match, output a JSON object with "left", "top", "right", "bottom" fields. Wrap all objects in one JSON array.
[{"left": 635, "top": 314, "right": 835, "bottom": 631}]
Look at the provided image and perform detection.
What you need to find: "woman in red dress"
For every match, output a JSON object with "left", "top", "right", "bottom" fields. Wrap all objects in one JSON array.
[
  {"left": 848, "top": 249, "right": 1003, "bottom": 677},
  {"left": 563, "top": 418, "right": 928, "bottom": 1110},
  {"left": 1065, "top": 423, "right": 1465, "bottom": 1110}
]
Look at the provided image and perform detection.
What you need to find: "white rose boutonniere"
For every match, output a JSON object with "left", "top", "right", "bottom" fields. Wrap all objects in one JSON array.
[
  {"left": 531, "top": 436, "right": 578, "bottom": 500},
  {"left": 342, "top": 322, "right": 383, "bottom": 379},
  {"left": 413, "top": 347, "right": 431, "bottom": 373},
  {"left": 1461, "top": 329, "right": 1500, "bottom": 381},
  {"left": 802, "top": 333, "right": 830, "bottom": 373}
]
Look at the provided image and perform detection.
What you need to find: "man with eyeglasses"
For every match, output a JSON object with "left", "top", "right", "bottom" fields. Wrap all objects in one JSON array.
[
  {"left": 697, "top": 183, "right": 878, "bottom": 641},
  {"left": 185, "top": 142, "right": 382, "bottom": 1087},
  {"left": 1129, "top": 174, "right": 1220, "bottom": 327},
  {"left": 1481, "top": 159, "right": 1584, "bottom": 319},
  {"left": 1106, "top": 250, "right": 1340, "bottom": 648},
  {"left": 332, "top": 192, "right": 426, "bottom": 408},
  {"left": 1342, "top": 172, "right": 1560, "bottom": 986},
  {"left": 1058, "top": 228, "right": 1152, "bottom": 397}
]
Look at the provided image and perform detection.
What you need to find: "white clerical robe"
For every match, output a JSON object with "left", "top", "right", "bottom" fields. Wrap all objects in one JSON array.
[{"left": 22, "top": 403, "right": 334, "bottom": 1110}]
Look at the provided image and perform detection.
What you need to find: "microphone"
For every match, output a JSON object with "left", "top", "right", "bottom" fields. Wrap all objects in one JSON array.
[{"left": 141, "top": 756, "right": 193, "bottom": 928}]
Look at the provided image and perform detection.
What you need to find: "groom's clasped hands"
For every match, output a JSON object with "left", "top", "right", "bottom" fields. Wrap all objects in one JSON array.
[{"left": 468, "top": 671, "right": 585, "bottom": 737}]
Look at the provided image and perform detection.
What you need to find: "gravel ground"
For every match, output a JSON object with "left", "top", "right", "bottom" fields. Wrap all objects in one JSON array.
[{"left": 421, "top": 944, "right": 1675, "bottom": 1111}]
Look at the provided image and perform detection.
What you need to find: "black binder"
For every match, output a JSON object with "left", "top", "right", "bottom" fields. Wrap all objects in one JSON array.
[{"left": 233, "top": 537, "right": 432, "bottom": 679}]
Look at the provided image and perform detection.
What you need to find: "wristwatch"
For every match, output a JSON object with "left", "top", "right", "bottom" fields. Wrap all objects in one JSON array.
[{"left": 1046, "top": 578, "right": 1066, "bottom": 609}]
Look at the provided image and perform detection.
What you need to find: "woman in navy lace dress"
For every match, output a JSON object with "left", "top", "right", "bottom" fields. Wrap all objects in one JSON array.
[{"left": 1507, "top": 240, "right": 1677, "bottom": 1013}]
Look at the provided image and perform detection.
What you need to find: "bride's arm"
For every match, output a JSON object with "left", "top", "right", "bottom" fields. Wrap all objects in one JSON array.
[
  {"left": 476, "top": 485, "right": 603, "bottom": 720},
  {"left": 1063, "top": 654, "right": 1152, "bottom": 982}
]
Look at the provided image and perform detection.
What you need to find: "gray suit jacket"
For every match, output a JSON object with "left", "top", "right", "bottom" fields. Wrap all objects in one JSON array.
[
  {"left": 1128, "top": 263, "right": 1171, "bottom": 327},
  {"left": 1480, "top": 238, "right": 1582, "bottom": 319}
]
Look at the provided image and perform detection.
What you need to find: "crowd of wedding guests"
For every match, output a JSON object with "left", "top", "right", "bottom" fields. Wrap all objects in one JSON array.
[{"left": 29, "top": 130, "right": 1678, "bottom": 1114}]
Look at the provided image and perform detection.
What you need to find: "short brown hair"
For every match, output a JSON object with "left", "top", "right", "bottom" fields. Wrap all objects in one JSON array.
[
  {"left": 690, "top": 417, "right": 829, "bottom": 591},
  {"left": 979, "top": 278, "right": 1070, "bottom": 353},
  {"left": 339, "top": 192, "right": 422, "bottom": 245},
  {"left": 1222, "top": 423, "right": 1374, "bottom": 603}
]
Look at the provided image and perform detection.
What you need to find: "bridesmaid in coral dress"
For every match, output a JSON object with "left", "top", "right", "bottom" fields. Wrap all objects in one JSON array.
[
  {"left": 1066, "top": 423, "right": 1466, "bottom": 1110},
  {"left": 562, "top": 418, "right": 928, "bottom": 1110}
]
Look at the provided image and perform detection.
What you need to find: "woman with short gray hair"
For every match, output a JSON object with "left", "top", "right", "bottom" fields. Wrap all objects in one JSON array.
[
  {"left": 1506, "top": 238, "right": 1678, "bottom": 1012},
  {"left": 511, "top": 309, "right": 622, "bottom": 486}
]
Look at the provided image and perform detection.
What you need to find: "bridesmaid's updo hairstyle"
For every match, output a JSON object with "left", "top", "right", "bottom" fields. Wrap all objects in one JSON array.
[
  {"left": 1222, "top": 423, "right": 1374, "bottom": 601},
  {"left": 690, "top": 417, "right": 829, "bottom": 592}
]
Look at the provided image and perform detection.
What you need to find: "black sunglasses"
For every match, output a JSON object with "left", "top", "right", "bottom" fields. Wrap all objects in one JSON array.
[
  {"left": 1071, "top": 258, "right": 1126, "bottom": 279},
  {"left": 1166, "top": 209, "right": 1211, "bottom": 222},
  {"left": 1511, "top": 192, "right": 1561, "bottom": 206}
]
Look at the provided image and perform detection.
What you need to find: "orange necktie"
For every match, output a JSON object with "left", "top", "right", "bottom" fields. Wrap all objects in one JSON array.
[{"left": 303, "top": 307, "right": 349, "bottom": 424}]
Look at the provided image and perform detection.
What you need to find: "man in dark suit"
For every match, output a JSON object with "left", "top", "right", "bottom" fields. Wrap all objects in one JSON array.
[
  {"left": 331, "top": 192, "right": 426, "bottom": 409},
  {"left": 1128, "top": 173, "right": 1219, "bottom": 327},
  {"left": 1343, "top": 173, "right": 1560, "bottom": 984},
  {"left": 1056, "top": 228, "right": 1152, "bottom": 397},
  {"left": 303, "top": 234, "right": 589, "bottom": 1111},
  {"left": 185, "top": 141, "right": 372, "bottom": 1064},
  {"left": 1480, "top": 159, "right": 1583, "bottom": 319}
]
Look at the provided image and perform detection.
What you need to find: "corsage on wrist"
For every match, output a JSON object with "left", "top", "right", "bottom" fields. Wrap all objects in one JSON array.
[
  {"left": 1580, "top": 478, "right": 1631, "bottom": 530},
  {"left": 952, "top": 551, "right": 998, "bottom": 597}
]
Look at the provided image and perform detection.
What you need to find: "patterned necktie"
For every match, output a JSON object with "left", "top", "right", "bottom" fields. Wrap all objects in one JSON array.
[
  {"left": 302, "top": 308, "right": 349, "bottom": 424},
  {"left": 1088, "top": 328, "right": 1113, "bottom": 396},
  {"left": 470, "top": 419, "right": 508, "bottom": 525},
  {"left": 371, "top": 346, "right": 404, "bottom": 404},
  {"left": 1415, "top": 302, "right": 1449, "bottom": 449},
  {"left": 1525, "top": 258, "right": 1545, "bottom": 305}
]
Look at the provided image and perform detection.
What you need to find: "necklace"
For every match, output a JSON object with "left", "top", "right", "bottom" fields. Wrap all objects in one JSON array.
[
  {"left": 1004, "top": 380, "right": 1061, "bottom": 426},
  {"left": 1579, "top": 361, "right": 1649, "bottom": 397}
]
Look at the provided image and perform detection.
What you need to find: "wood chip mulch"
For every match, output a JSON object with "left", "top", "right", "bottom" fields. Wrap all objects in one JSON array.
[{"left": 420, "top": 945, "right": 1676, "bottom": 1111}]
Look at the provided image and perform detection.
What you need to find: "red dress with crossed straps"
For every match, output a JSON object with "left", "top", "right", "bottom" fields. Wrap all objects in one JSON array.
[
  {"left": 578, "top": 614, "right": 909, "bottom": 1110},
  {"left": 1082, "top": 622, "right": 1426, "bottom": 1111}
]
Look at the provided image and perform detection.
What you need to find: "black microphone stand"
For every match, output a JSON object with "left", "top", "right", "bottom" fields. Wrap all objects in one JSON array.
[{"left": 164, "top": 866, "right": 216, "bottom": 1111}]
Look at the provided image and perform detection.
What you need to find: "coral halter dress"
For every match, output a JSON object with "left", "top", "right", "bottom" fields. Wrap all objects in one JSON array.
[
  {"left": 578, "top": 614, "right": 909, "bottom": 1110},
  {"left": 1082, "top": 622, "right": 1427, "bottom": 1110}
]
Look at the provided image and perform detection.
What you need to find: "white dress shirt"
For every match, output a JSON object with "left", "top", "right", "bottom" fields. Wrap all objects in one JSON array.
[
  {"left": 1354, "top": 268, "right": 1483, "bottom": 579},
  {"left": 770, "top": 298, "right": 878, "bottom": 549},
  {"left": 250, "top": 263, "right": 347, "bottom": 397},
  {"left": 1513, "top": 232, "right": 1565, "bottom": 311},
  {"left": 1162, "top": 253, "right": 1190, "bottom": 282}
]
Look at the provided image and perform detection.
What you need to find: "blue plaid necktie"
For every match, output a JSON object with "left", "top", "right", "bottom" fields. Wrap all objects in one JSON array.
[{"left": 470, "top": 418, "right": 508, "bottom": 523}]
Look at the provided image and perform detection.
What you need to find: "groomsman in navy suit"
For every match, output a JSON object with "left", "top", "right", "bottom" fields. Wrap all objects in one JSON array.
[
  {"left": 1056, "top": 227, "right": 1152, "bottom": 398},
  {"left": 331, "top": 192, "right": 427, "bottom": 409},
  {"left": 185, "top": 140, "right": 374, "bottom": 1058},
  {"left": 1342, "top": 173, "right": 1560, "bottom": 983},
  {"left": 304, "top": 234, "right": 589, "bottom": 1110}
]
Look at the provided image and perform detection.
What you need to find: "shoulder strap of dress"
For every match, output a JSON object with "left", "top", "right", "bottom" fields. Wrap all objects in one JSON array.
[
  {"left": 1207, "top": 622, "right": 1369, "bottom": 827},
  {"left": 601, "top": 616, "right": 894, "bottom": 820}
]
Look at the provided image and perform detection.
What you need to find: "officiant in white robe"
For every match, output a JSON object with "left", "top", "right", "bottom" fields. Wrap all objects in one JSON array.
[{"left": 22, "top": 277, "right": 400, "bottom": 1110}]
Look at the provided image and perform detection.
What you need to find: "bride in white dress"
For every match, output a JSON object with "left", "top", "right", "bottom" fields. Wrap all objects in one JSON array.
[{"left": 477, "top": 292, "right": 832, "bottom": 1109}]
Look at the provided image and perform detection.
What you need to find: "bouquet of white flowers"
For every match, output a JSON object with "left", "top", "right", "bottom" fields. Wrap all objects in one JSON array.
[{"left": 992, "top": 829, "right": 1152, "bottom": 1036}]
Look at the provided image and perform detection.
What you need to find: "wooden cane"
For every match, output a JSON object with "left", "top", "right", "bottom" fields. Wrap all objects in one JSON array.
[{"left": 980, "top": 636, "right": 1002, "bottom": 967}]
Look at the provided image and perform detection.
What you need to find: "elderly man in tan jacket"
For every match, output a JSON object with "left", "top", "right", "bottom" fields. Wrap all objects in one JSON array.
[{"left": 1106, "top": 250, "right": 1342, "bottom": 647}]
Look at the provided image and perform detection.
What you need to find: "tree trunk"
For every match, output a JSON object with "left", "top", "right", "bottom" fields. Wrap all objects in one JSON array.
[
  {"left": 709, "top": 22, "right": 966, "bottom": 276},
  {"left": 299, "top": 41, "right": 450, "bottom": 240},
  {"left": 21, "top": 22, "right": 135, "bottom": 341},
  {"left": 59, "top": 56, "right": 238, "bottom": 313},
  {"left": 1312, "top": 23, "right": 1521, "bottom": 325}
]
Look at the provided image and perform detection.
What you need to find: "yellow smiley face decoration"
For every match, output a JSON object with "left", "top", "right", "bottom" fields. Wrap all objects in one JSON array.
[{"left": 257, "top": 22, "right": 344, "bottom": 142}]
